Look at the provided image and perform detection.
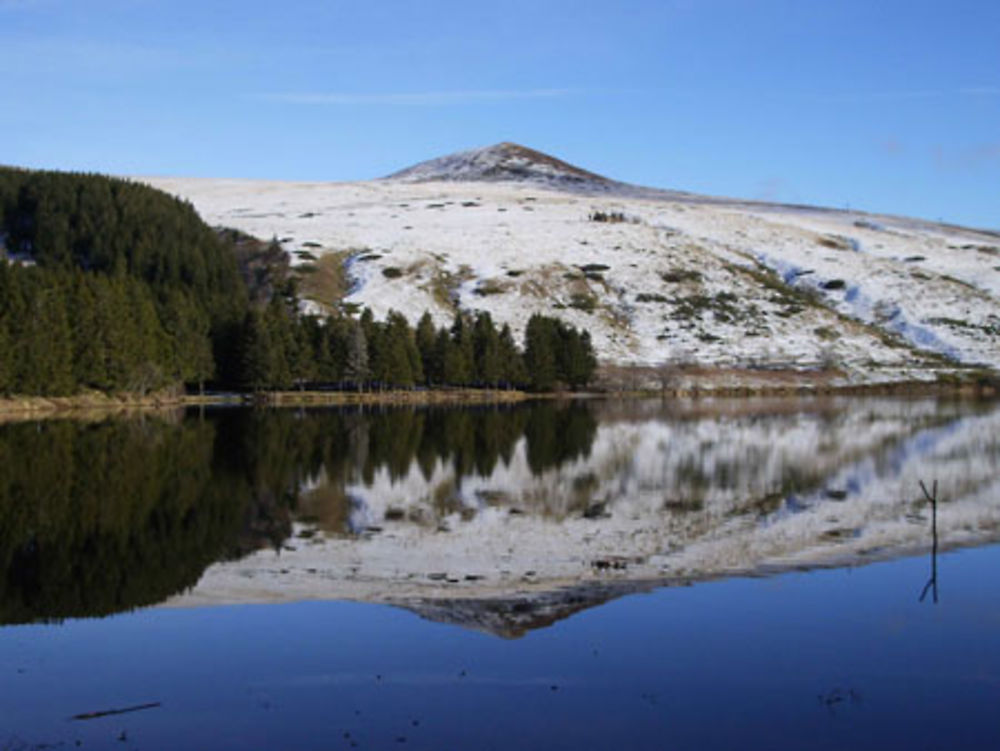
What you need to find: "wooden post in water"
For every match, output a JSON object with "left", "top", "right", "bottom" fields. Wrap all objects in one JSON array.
[{"left": 918, "top": 480, "right": 939, "bottom": 605}]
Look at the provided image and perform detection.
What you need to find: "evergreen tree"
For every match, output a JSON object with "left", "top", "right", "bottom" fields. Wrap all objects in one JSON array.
[
  {"left": 161, "top": 289, "right": 214, "bottom": 392},
  {"left": 447, "top": 312, "right": 473, "bottom": 385},
  {"left": 324, "top": 315, "right": 349, "bottom": 384},
  {"left": 415, "top": 311, "right": 436, "bottom": 386},
  {"left": 239, "top": 309, "right": 276, "bottom": 392},
  {"left": 123, "top": 279, "right": 170, "bottom": 395},
  {"left": 432, "top": 327, "right": 453, "bottom": 386},
  {"left": 559, "top": 328, "right": 597, "bottom": 389},
  {"left": 473, "top": 311, "right": 502, "bottom": 387},
  {"left": 263, "top": 298, "right": 296, "bottom": 390},
  {"left": 382, "top": 311, "right": 416, "bottom": 388},
  {"left": 524, "top": 314, "right": 557, "bottom": 392},
  {"left": 343, "top": 318, "right": 369, "bottom": 390},
  {"left": 292, "top": 315, "right": 319, "bottom": 388},
  {"left": 21, "top": 283, "right": 74, "bottom": 396},
  {"left": 69, "top": 272, "right": 108, "bottom": 389},
  {"left": 498, "top": 323, "right": 526, "bottom": 388},
  {"left": 359, "top": 308, "right": 385, "bottom": 388},
  {"left": 0, "top": 315, "right": 10, "bottom": 395}
]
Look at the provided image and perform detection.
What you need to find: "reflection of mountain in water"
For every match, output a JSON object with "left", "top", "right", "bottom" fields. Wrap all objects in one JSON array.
[
  {"left": 394, "top": 581, "right": 650, "bottom": 639},
  {"left": 168, "top": 398, "right": 1000, "bottom": 637},
  {"left": 5, "top": 399, "right": 999, "bottom": 631}
]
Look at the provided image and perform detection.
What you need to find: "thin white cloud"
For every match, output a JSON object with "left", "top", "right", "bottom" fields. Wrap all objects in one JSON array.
[{"left": 259, "top": 88, "right": 575, "bottom": 106}]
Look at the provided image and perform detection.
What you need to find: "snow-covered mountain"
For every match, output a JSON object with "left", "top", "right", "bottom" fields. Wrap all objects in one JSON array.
[
  {"left": 386, "top": 141, "right": 623, "bottom": 193},
  {"left": 144, "top": 143, "right": 1000, "bottom": 387}
]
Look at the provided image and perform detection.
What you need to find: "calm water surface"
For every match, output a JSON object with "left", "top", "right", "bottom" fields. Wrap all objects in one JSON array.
[{"left": 1, "top": 398, "right": 998, "bottom": 749}]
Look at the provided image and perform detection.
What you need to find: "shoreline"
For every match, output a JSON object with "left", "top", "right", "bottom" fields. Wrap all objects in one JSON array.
[{"left": 0, "top": 373, "right": 997, "bottom": 421}]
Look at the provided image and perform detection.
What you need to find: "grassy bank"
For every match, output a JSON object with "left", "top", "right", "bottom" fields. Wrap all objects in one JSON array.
[
  {"left": 2, "top": 372, "right": 996, "bottom": 423},
  {"left": 0, "top": 387, "right": 531, "bottom": 421}
]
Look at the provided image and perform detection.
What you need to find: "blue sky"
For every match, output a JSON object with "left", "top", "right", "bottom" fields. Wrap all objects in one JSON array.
[{"left": 2, "top": 0, "right": 998, "bottom": 228}]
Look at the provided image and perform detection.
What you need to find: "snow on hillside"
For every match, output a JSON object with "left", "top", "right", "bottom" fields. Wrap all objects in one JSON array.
[{"left": 143, "top": 144, "right": 1000, "bottom": 383}]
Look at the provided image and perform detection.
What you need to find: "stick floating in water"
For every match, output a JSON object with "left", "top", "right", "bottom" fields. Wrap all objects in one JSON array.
[{"left": 71, "top": 702, "right": 162, "bottom": 721}]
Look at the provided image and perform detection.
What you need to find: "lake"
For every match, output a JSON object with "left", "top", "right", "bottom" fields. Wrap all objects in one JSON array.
[{"left": 1, "top": 397, "right": 999, "bottom": 749}]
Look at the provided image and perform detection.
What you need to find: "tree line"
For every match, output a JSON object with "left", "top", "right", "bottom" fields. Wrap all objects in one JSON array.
[
  {"left": 237, "top": 303, "right": 596, "bottom": 393},
  {"left": 0, "top": 166, "right": 596, "bottom": 396}
]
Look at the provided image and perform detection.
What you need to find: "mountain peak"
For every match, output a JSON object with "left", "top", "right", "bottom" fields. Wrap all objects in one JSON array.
[{"left": 385, "top": 142, "right": 614, "bottom": 190}]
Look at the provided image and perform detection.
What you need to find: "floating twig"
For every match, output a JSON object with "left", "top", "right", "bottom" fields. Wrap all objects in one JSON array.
[{"left": 71, "top": 702, "right": 161, "bottom": 721}]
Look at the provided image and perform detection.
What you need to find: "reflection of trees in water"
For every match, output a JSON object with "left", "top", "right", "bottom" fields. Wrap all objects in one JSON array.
[
  {"left": 524, "top": 403, "right": 597, "bottom": 475},
  {"left": 293, "top": 404, "right": 598, "bottom": 530},
  {"left": 0, "top": 416, "right": 302, "bottom": 625},
  {"left": 5, "top": 401, "right": 992, "bottom": 622},
  {"left": 0, "top": 403, "right": 601, "bottom": 623},
  {"left": 0, "top": 419, "right": 229, "bottom": 623}
]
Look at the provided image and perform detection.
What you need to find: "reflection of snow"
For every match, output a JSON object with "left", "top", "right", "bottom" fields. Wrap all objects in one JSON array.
[
  {"left": 179, "top": 399, "right": 1000, "bottom": 615},
  {"left": 775, "top": 418, "right": 965, "bottom": 518}
]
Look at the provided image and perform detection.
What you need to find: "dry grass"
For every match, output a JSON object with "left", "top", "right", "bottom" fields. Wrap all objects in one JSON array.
[
  {"left": 295, "top": 250, "right": 352, "bottom": 313},
  {"left": 266, "top": 388, "right": 530, "bottom": 407},
  {"left": 0, "top": 388, "right": 219, "bottom": 423}
]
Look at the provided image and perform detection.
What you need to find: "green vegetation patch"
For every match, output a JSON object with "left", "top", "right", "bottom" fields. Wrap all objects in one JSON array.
[
  {"left": 670, "top": 291, "right": 757, "bottom": 325},
  {"left": 659, "top": 267, "right": 702, "bottom": 284},
  {"left": 726, "top": 262, "right": 822, "bottom": 318},
  {"left": 473, "top": 279, "right": 507, "bottom": 296},
  {"left": 569, "top": 292, "right": 598, "bottom": 313}
]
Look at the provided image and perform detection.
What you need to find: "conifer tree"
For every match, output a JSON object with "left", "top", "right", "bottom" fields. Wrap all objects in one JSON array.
[
  {"left": 498, "top": 323, "right": 526, "bottom": 388},
  {"left": 161, "top": 289, "right": 214, "bottom": 393},
  {"left": 524, "top": 314, "right": 557, "bottom": 392},
  {"left": 473, "top": 311, "right": 502, "bottom": 387},
  {"left": 432, "top": 327, "right": 452, "bottom": 386},
  {"left": 559, "top": 328, "right": 597, "bottom": 389},
  {"left": 415, "top": 311, "right": 436, "bottom": 386},
  {"left": 382, "top": 311, "right": 416, "bottom": 388},
  {"left": 325, "top": 315, "right": 349, "bottom": 384},
  {"left": 447, "top": 312, "right": 474, "bottom": 385},
  {"left": 69, "top": 273, "right": 108, "bottom": 389},
  {"left": 239, "top": 309, "right": 276, "bottom": 392},
  {"left": 344, "top": 318, "right": 369, "bottom": 390},
  {"left": 20, "top": 282, "right": 74, "bottom": 396},
  {"left": 0, "top": 316, "right": 10, "bottom": 395},
  {"left": 124, "top": 279, "right": 170, "bottom": 395},
  {"left": 263, "top": 298, "right": 296, "bottom": 390}
]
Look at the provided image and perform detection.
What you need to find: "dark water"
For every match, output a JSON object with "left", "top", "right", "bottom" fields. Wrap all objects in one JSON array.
[{"left": 1, "top": 399, "right": 998, "bottom": 749}]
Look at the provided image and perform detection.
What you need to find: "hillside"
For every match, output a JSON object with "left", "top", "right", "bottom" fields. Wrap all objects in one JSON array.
[{"left": 145, "top": 143, "right": 1000, "bottom": 387}]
